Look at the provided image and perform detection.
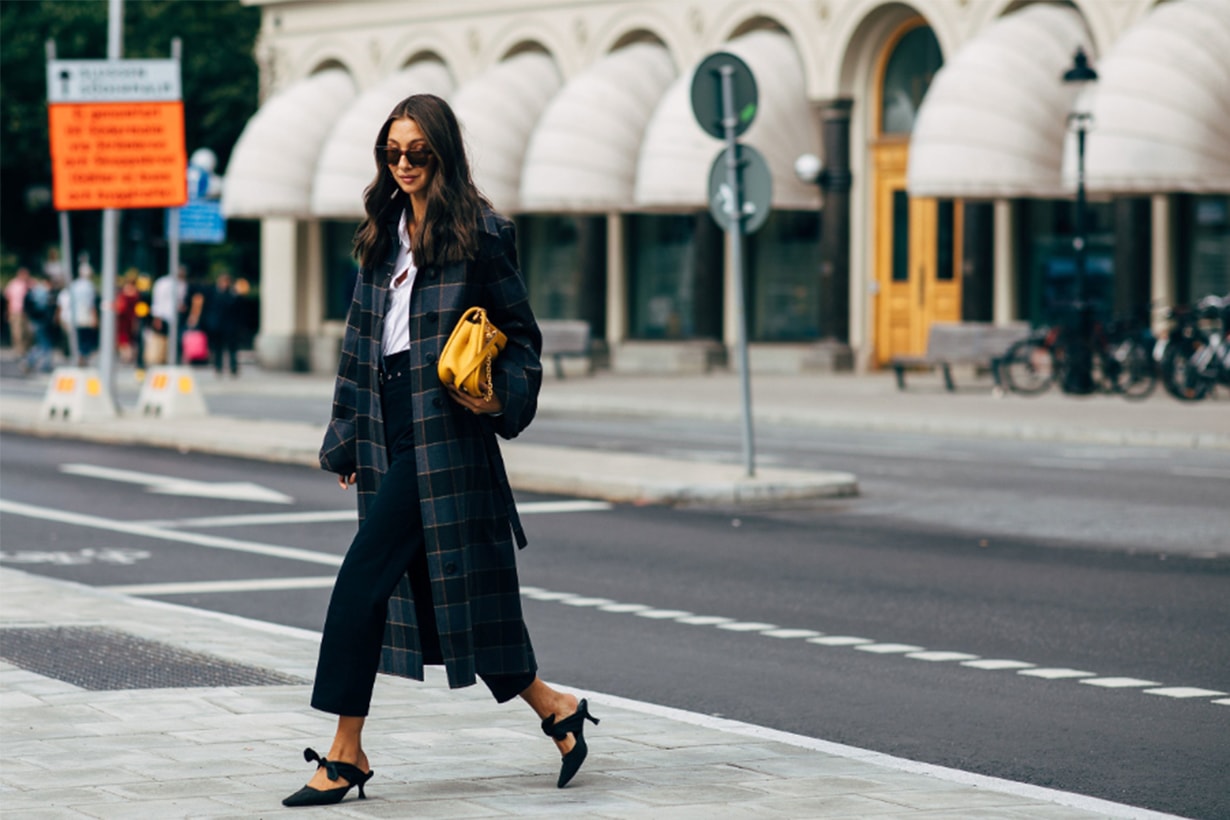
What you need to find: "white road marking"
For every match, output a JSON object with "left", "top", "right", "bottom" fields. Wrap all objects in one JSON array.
[
  {"left": 1080, "top": 677, "right": 1162, "bottom": 688},
  {"left": 635, "top": 609, "right": 693, "bottom": 619},
  {"left": 102, "top": 577, "right": 337, "bottom": 595},
  {"left": 560, "top": 597, "right": 614, "bottom": 607},
  {"left": 599, "top": 603, "right": 652, "bottom": 613},
  {"left": 0, "top": 499, "right": 343, "bottom": 567},
  {"left": 1018, "top": 668, "right": 1097, "bottom": 680},
  {"left": 908, "top": 651, "right": 979, "bottom": 662},
  {"left": 60, "top": 463, "right": 294, "bottom": 504},
  {"left": 1212, "top": 698, "right": 1230, "bottom": 706},
  {"left": 516, "top": 585, "right": 1227, "bottom": 707},
  {"left": 963, "top": 659, "right": 1035, "bottom": 670},
  {"left": 855, "top": 643, "right": 925, "bottom": 654},
  {"left": 717, "top": 621, "right": 777, "bottom": 632},
  {"left": 136, "top": 499, "right": 612, "bottom": 529},
  {"left": 808, "top": 635, "right": 873, "bottom": 646},
  {"left": 1145, "top": 687, "right": 1228, "bottom": 699},
  {"left": 139, "top": 510, "right": 356, "bottom": 528},
  {"left": 1, "top": 548, "right": 150, "bottom": 566},
  {"left": 761, "top": 628, "right": 822, "bottom": 639}
]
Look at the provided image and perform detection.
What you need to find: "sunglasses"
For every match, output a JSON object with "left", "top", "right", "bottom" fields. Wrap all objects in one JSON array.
[{"left": 376, "top": 145, "right": 434, "bottom": 167}]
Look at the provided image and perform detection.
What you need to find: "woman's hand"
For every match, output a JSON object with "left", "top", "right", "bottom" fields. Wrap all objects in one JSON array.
[
  {"left": 337, "top": 472, "right": 356, "bottom": 490},
  {"left": 446, "top": 384, "right": 503, "bottom": 415}
]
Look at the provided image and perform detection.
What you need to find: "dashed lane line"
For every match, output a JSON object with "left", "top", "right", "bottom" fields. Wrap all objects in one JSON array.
[{"left": 519, "top": 584, "right": 1227, "bottom": 707}]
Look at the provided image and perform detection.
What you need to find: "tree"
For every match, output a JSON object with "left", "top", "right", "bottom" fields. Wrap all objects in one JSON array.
[{"left": 0, "top": 0, "right": 261, "bottom": 278}]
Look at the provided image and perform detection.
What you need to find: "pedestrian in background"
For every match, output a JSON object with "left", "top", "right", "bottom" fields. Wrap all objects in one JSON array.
[
  {"left": 201, "top": 271, "right": 242, "bottom": 377},
  {"left": 4, "top": 266, "right": 32, "bottom": 359},
  {"left": 284, "top": 93, "right": 597, "bottom": 808},
  {"left": 114, "top": 270, "right": 142, "bottom": 365},
  {"left": 149, "top": 265, "right": 188, "bottom": 366},
  {"left": 68, "top": 260, "right": 99, "bottom": 365},
  {"left": 21, "top": 272, "right": 55, "bottom": 373}
]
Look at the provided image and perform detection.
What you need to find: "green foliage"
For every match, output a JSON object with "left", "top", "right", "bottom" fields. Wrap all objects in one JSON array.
[{"left": 0, "top": 0, "right": 261, "bottom": 266}]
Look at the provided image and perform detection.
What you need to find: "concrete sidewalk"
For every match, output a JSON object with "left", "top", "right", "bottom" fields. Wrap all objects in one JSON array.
[{"left": 0, "top": 567, "right": 1183, "bottom": 819}]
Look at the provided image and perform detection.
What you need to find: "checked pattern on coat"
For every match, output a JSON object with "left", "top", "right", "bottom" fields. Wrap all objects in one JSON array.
[{"left": 320, "top": 206, "right": 544, "bottom": 690}]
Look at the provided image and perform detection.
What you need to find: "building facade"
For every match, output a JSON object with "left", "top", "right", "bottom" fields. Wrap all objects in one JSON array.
[{"left": 222, "top": 0, "right": 1230, "bottom": 373}]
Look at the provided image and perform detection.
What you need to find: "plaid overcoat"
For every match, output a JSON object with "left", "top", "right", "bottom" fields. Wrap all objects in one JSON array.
[{"left": 319, "top": 205, "right": 543, "bottom": 690}]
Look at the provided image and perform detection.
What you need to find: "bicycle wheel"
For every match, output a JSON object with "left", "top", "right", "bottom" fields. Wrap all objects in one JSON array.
[
  {"left": 1001, "top": 339, "right": 1054, "bottom": 395},
  {"left": 1108, "top": 337, "right": 1157, "bottom": 400},
  {"left": 1160, "top": 343, "right": 1211, "bottom": 401}
]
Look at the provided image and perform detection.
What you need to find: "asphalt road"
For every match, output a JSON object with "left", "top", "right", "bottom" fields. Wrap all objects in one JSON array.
[{"left": 1, "top": 432, "right": 1228, "bottom": 819}]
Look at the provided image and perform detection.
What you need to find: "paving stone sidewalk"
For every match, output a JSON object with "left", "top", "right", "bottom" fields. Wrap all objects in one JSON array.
[{"left": 0, "top": 569, "right": 1183, "bottom": 819}]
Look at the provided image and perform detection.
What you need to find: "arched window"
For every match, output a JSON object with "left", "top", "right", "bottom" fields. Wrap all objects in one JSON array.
[{"left": 880, "top": 25, "right": 942, "bottom": 135}]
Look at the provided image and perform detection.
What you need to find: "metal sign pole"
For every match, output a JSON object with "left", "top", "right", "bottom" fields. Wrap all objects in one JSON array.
[
  {"left": 45, "top": 40, "right": 79, "bottom": 365},
  {"left": 98, "top": 0, "right": 124, "bottom": 407},
  {"left": 719, "top": 64, "right": 756, "bottom": 478},
  {"left": 166, "top": 38, "right": 182, "bottom": 367}
]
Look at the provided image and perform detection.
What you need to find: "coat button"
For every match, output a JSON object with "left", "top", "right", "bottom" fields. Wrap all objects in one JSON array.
[
  {"left": 425, "top": 352, "right": 436, "bottom": 364},
  {"left": 427, "top": 312, "right": 438, "bottom": 323},
  {"left": 432, "top": 396, "right": 442, "bottom": 408},
  {"left": 444, "top": 562, "right": 457, "bottom": 575},
  {"left": 428, "top": 269, "right": 438, "bottom": 279}
]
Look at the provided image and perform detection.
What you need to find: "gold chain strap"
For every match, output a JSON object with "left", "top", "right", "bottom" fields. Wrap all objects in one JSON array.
[{"left": 483, "top": 325, "right": 495, "bottom": 402}]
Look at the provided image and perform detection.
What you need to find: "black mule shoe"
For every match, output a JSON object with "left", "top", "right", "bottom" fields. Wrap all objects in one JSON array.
[
  {"left": 541, "top": 698, "right": 600, "bottom": 788},
  {"left": 281, "top": 747, "right": 374, "bottom": 807}
]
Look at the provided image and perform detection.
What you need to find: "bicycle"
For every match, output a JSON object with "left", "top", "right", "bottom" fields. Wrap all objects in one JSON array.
[
  {"left": 999, "top": 316, "right": 1156, "bottom": 399},
  {"left": 1158, "top": 295, "right": 1230, "bottom": 401}
]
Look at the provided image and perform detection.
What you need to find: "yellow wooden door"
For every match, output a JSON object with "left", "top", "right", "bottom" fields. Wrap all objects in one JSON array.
[{"left": 872, "top": 144, "right": 963, "bottom": 366}]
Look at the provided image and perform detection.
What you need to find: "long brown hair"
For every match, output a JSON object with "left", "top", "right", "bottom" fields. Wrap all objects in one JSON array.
[{"left": 353, "top": 94, "right": 489, "bottom": 272}]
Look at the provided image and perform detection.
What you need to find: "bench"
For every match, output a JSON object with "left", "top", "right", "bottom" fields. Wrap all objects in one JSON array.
[
  {"left": 891, "top": 321, "right": 1030, "bottom": 391},
  {"left": 538, "top": 319, "right": 591, "bottom": 378}
]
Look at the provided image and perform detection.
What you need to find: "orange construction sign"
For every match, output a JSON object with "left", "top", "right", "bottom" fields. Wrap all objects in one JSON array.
[{"left": 49, "top": 100, "right": 188, "bottom": 210}]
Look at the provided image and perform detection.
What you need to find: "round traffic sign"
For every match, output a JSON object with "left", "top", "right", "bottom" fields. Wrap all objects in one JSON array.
[
  {"left": 707, "top": 143, "right": 772, "bottom": 234},
  {"left": 690, "top": 52, "right": 758, "bottom": 140}
]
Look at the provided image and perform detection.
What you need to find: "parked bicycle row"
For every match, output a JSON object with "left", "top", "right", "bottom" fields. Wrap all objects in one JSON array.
[{"left": 996, "top": 294, "right": 1229, "bottom": 401}]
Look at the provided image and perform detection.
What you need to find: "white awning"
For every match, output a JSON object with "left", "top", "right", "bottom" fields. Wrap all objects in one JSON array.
[
  {"left": 634, "top": 30, "right": 820, "bottom": 210},
  {"left": 520, "top": 43, "right": 676, "bottom": 212},
  {"left": 1075, "top": 0, "right": 1230, "bottom": 194},
  {"left": 907, "top": 4, "right": 1091, "bottom": 199},
  {"left": 221, "top": 69, "right": 356, "bottom": 218},
  {"left": 451, "top": 52, "right": 562, "bottom": 212},
  {"left": 310, "top": 62, "right": 455, "bottom": 218}
]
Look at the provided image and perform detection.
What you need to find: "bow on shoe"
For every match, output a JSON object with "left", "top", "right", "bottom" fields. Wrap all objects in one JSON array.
[{"left": 303, "top": 747, "right": 340, "bottom": 782}]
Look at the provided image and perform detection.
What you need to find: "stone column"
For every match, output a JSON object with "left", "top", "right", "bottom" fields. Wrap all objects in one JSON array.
[
  {"left": 255, "top": 217, "right": 298, "bottom": 370},
  {"left": 812, "top": 98, "right": 854, "bottom": 370},
  {"left": 1150, "top": 195, "right": 1174, "bottom": 337},
  {"left": 992, "top": 200, "right": 1017, "bottom": 323}
]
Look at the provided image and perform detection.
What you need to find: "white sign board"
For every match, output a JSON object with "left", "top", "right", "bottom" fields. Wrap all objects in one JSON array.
[{"left": 47, "top": 59, "right": 181, "bottom": 103}]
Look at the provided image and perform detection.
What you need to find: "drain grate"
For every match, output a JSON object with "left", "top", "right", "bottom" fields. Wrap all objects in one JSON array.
[{"left": 0, "top": 626, "right": 308, "bottom": 691}]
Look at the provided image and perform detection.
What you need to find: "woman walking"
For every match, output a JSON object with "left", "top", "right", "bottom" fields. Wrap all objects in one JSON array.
[{"left": 284, "top": 94, "right": 597, "bottom": 808}]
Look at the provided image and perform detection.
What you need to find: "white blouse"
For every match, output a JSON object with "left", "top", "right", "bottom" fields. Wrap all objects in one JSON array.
[{"left": 381, "top": 209, "right": 419, "bottom": 356}]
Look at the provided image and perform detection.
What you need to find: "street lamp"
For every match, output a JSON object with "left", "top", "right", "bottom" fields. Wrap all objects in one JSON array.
[{"left": 1062, "top": 46, "right": 1098, "bottom": 394}]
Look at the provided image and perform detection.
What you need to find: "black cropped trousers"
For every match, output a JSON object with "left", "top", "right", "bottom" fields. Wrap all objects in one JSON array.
[{"left": 310, "top": 356, "right": 535, "bottom": 717}]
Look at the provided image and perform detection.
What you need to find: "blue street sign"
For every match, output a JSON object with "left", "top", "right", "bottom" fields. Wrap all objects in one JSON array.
[{"left": 172, "top": 199, "right": 225, "bottom": 244}]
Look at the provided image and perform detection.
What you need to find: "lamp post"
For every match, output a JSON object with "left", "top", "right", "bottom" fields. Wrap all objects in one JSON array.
[{"left": 1062, "top": 46, "right": 1098, "bottom": 394}]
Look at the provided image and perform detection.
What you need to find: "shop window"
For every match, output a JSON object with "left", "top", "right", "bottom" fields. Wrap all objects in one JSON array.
[
  {"left": 626, "top": 214, "right": 722, "bottom": 340},
  {"left": 880, "top": 25, "right": 942, "bottom": 135},
  {"left": 1016, "top": 199, "right": 1115, "bottom": 324},
  {"left": 515, "top": 215, "right": 607, "bottom": 336},
  {"left": 1178, "top": 195, "right": 1230, "bottom": 302},
  {"left": 747, "top": 210, "right": 822, "bottom": 341},
  {"left": 324, "top": 221, "right": 360, "bottom": 321}
]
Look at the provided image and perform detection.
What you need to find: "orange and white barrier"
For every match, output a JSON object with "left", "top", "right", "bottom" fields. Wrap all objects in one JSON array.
[
  {"left": 136, "top": 366, "right": 209, "bottom": 418},
  {"left": 40, "top": 368, "right": 117, "bottom": 422}
]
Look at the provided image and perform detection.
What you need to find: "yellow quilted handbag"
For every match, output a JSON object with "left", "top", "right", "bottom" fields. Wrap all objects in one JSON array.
[{"left": 438, "top": 307, "right": 507, "bottom": 401}]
